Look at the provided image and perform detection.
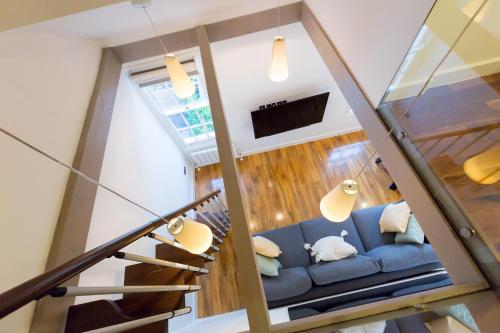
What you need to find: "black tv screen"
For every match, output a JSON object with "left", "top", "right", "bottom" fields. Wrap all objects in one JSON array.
[{"left": 251, "top": 92, "right": 329, "bottom": 139}]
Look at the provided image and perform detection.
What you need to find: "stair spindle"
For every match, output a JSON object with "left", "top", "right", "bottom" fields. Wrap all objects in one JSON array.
[
  {"left": 207, "top": 199, "right": 229, "bottom": 227},
  {"left": 200, "top": 203, "right": 227, "bottom": 231},
  {"left": 49, "top": 285, "right": 201, "bottom": 297},
  {"left": 194, "top": 210, "right": 225, "bottom": 241},
  {"left": 115, "top": 252, "right": 208, "bottom": 274},
  {"left": 214, "top": 195, "right": 230, "bottom": 221}
]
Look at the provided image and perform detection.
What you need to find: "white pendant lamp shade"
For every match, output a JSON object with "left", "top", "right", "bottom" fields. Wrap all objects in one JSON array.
[
  {"left": 168, "top": 217, "right": 213, "bottom": 254},
  {"left": 165, "top": 53, "right": 195, "bottom": 99},
  {"left": 268, "top": 36, "right": 288, "bottom": 82},
  {"left": 463, "top": 146, "right": 500, "bottom": 185},
  {"left": 320, "top": 180, "right": 359, "bottom": 222}
]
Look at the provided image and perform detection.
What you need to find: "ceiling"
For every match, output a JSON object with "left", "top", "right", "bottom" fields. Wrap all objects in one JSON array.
[{"left": 20, "top": 0, "right": 300, "bottom": 47}]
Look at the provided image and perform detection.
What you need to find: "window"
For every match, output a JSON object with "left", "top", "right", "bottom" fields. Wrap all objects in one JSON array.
[{"left": 143, "top": 75, "right": 215, "bottom": 145}]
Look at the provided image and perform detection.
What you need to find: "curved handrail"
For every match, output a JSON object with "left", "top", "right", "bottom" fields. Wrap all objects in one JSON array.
[{"left": 0, "top": 190, "right": 221, "bottom": 319}]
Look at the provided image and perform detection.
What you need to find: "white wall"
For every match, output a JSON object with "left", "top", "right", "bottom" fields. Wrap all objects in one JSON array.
[
  {"left": 211, "top": 22, "right": 361, "bottom": 156},
  {"left": 305, "top": 0, "right": 435, "bottom": 107},
  {"left": 385, "top": 0, "right": 500, "bottom": 100},
  {"left": 76, "top": 71, "right": 195, "bottom": 310},
  {"left": 0, "top": 30, "right": 101, "bottom": 333}
]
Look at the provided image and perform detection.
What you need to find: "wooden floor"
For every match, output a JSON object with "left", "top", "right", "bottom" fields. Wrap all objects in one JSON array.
[{"left": 195, "top": 130, "right": 402, "bottom": 318}]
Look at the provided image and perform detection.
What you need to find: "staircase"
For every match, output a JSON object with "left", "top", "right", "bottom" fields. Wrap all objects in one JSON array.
[{"left": 0, "top": 190, "right": 230, "bottom": 333}]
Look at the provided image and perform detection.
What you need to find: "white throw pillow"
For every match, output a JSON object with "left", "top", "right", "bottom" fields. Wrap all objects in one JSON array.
[
  {"left": 339, "top": 321, "right": 387, "bottom": 333},
  {"left": 253, "top": 236, "right": 282, "bottom": 257},
  {"left": 304, "top": 230, "right": 357, "bottom": 263},
  {"left": 379, "top": 201, "right": 411, "bottom": 233}
]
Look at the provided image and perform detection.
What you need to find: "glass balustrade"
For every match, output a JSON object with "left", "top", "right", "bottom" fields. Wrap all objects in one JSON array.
[{"left": 377, "top": 0, "right": 500, "bottom": 287}]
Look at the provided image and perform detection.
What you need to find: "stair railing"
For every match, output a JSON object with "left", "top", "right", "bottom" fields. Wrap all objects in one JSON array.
[{"left": 0, "top": 189, "right": 228, "bottom": 320}]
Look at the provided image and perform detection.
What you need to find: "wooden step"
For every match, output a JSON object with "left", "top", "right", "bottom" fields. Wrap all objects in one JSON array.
[
  {"left": 120, "top": 264, "right": 187, "bottom": 318},
  {"left": 65, "top": 264, "right": 193, "bottom": 332},
  {"left": 155, "top": 243, "right": 213, "bottom": 264},
  {"left": 65, "top": 299, "right": 171, "bottom": 333}
]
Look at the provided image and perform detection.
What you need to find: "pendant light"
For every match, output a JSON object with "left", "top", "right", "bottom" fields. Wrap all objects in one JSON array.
[
  {"left": 463, "top": 146, "right": 500, "bottom": 185},
  {"left": 268, "top": 0, "right": 288, "bottom": 82},
  {"left": 320, "top": 2, "right": 487, "bottom": 222},
  {"left": 320, "top": 180, "right": 359, "bottom": 222},
  {"left": 133, "top": 0, "right": 195, "bottom": 98},
  {"left": 167, "top": 217, "right": 213, "bottom": 254}
]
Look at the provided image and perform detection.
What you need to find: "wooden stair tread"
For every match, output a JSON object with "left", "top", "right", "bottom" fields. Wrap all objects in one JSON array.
[
  {"left": 155, "top": 243, "right": 211, "bottom": 263},
  {"left": 65, "top": 299, "right": 171, "bottom": 333}
]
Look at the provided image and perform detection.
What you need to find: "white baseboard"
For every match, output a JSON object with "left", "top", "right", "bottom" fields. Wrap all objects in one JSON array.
[{"left": 239, "top": 126, "right": 363, "bottom": 157}]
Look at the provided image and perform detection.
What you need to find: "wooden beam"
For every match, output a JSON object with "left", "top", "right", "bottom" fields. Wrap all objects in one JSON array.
[
  {"left": 195, "top": 25, "right": 271, "bottom": 333},
  {"left": 113, "top": 2, "right": 302, "bottom": 63},
  {"left": 300, "top": 2, "right": 485, "bottom": 287},
  {"left": 30, "top": 48, "right": 123, "bottom": 333}
]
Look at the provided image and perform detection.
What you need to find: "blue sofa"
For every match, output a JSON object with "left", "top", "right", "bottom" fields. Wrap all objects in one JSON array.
[{"left": 256, "top": 204, "right": 449, "bottom": 309}]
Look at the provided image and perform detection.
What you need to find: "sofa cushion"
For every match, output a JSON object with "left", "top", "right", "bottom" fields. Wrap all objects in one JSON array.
[
  {"left": 267, "top": 267, "right": 447, "bottom": 309},
  {"left": 391, "top": 278, "right": 452, "bottom": 297},
  {"left": 261, "top": 267, "right": 312, "bottom": 301},
  {"left": 352, "top": 205, "right": 396, "bottom": 251},
  {"left": 365, "top": 244, "right": 439, "bottom": 272},
  {"left": 307, "top": 255, "right": 381, "bottom": 285},
  {"left": 256, "top": 224, "right": 310, "bottom": 268},
  {"left": 300, "top": 216, "right": 366, "bottom": 257},
  {"left": 288, "top": 308, "right": 320, "bottom": 320},
  {"left": 326, "top": 296, "right": 389, "bottom": 312}
]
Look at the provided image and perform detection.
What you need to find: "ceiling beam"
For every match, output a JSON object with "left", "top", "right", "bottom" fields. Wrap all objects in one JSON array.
[
  {"left": 113, "top": 2, "right": 303, "bottom": 63},
  {"left": 0, "top": 0, "right": 126, "bottom": 32}
]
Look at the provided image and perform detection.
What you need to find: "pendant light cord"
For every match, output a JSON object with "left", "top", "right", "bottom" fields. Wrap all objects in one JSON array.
[
  {"left": 353, "top": 0, "right": 488, "bottom": 180},
  {"left": 142, "top": 6, "right": 168, "bottom": 54},
  {"left": 277, "top": 0, "right": 280, "bottom": 35},
  {"left": 0, "top": 127, "right": 171, "bottom": 225}
]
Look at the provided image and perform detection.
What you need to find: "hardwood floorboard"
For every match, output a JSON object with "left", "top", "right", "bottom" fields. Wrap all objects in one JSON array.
[{"left": 195, "top": 130, "right": 401, "bottom": 318}]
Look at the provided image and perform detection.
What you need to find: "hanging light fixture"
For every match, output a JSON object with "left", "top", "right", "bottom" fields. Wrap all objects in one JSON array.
[
  {"left": 167, "top": 217, "right": 213, "bottom": 254},
  {"left": 463, "top": 146, "right": 500, "bottom": 185},
  {"left": 320, "top": 1, "right": 488, "bottom": 222},
  {"left": 133, "top": 0, "right": 195, "bottom": 98},
  {"left": 268, "top": 0, "right": 288, "bottom": 82},
  {"left": 320, "top": 180, "right": 359, "bottom": 222}
]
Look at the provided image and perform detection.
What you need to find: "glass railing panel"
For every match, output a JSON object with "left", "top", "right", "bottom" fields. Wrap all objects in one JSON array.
[{"left": 378, "top": 0, "right": 500, "bottom": 287}]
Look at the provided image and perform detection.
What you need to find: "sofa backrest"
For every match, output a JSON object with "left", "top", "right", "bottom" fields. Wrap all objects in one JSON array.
[
  {"left": 351, "top": 204, "right": 396, "bottom": 251},
  {"left": 299, "top": 216, "right": 366, "bottom": 262},
  {"left": 256, "top": 224, "right": 311, "bottom": 269}
]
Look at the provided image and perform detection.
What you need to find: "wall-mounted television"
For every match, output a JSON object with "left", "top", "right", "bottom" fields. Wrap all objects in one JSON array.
[{"left": 251, "top": 92, "right": 329, "bottom": 139}]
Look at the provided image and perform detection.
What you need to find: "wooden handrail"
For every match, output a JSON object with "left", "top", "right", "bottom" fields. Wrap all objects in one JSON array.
[{"left": 0, "top": 190, "right": 221, "bottom": 319}]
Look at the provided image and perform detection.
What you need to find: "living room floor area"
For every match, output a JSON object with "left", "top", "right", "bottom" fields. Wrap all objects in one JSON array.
[{"left": 194, "top": 130, "right": 403, "bottom": 317}]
